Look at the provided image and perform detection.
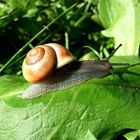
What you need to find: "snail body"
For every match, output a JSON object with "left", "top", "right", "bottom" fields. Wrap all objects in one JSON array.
[{"left": 22, "top": 43, "right": 121, "bottom": 99}]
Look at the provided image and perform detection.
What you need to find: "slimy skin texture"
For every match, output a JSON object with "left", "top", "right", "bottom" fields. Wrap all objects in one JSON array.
[{"left": 22, "top": 60, "right": 113, "bottom": 99}]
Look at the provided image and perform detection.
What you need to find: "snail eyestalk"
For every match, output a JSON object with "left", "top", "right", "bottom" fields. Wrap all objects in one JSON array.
[
  {"left": 106, "top": 44, "right": 130, "bottom": 67},
  {"left": 106, "top": 44, "right": 122, "bottom": 60}
]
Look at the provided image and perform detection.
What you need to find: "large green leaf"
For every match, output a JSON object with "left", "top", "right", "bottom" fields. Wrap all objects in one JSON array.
[
  {"left": 98, "top": 0, "right": 140, "bottom": 55},
  {"left": 0, "top": 56, "right": 140, "bottom": 140}
]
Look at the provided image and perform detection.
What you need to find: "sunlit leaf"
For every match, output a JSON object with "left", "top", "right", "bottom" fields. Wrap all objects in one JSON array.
[
  {"left": 99, "top": 0, "right": 140, "bottom": 55},
  {"left": 0, "top": 56, "right": 139, "bottom": 139}
]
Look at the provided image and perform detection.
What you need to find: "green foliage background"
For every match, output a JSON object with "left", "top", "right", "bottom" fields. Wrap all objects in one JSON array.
[
  {"left": 0, "top": 0, "right": 140, "bottom": 73},
  {"left": 0, "top": 0, "right": 139, "bottom": 75},
  {"left": 0, "top": 0, "right": 140, "bottom": 139},
  {"left": 0, "top": 0, "right": 114, "bottom": 74}
]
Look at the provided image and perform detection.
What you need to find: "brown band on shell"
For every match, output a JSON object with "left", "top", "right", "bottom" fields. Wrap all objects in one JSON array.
[{"left": 25, "top": 47, "right": 45, "bottom": 65}]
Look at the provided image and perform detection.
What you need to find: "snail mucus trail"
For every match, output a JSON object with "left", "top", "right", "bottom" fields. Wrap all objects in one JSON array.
[{"left": 22, "top": 43, "right": 128, "bottom": 99}]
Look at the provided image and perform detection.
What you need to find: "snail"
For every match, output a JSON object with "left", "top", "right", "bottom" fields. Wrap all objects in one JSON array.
[{"left": 22, "top": 43, "right": 126, "bottom": 99}]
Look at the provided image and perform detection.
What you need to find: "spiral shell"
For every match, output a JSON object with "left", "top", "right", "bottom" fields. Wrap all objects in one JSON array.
[{"left": 22, "top": 43, "right": 74, "bottom": 83}]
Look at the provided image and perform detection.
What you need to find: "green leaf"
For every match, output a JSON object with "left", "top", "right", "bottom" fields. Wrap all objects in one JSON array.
[
  {"left": 124, "top": 130, "right": 140, "bottom": 140},
  {"left": 0, "top": 56, "right": 140, "bottom": 139},
  {"left": 0, "top": 0, "right": 37, "bottom": 28},
  {"left": 84, "top": 130, "right": 97, "bottom": 140},
  {"left": 98, "top": 0, "right": 140, "bottom": 55}
]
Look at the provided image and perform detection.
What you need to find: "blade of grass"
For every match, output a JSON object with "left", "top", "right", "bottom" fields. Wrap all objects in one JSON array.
[
  {"left": 5, "top": 3, "right": 85, "bottom": 69},
  {"left": 7, "top": 54, "right": 25, "bottom": 69},
  {"left": 40, "top": 3, "right": 87, "bottom": 45},
  {"left": 84, "top": 45, "right": 101, "bottom": 59},
  {"left": 0, "top": 3, "right": 77, "bottom": 73},
  {"left": 65, "top": 32, "right": 69, "bottom": 49}
]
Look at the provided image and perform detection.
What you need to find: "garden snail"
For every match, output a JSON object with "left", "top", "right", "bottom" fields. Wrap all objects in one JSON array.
[{"left": 22, "top": 43, "right": 125, "bottom": 99}]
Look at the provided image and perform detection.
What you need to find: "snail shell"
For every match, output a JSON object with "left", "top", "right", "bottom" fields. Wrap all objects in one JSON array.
[{"left": 22, "top": 43, "right": 74, "bottom": 83}]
